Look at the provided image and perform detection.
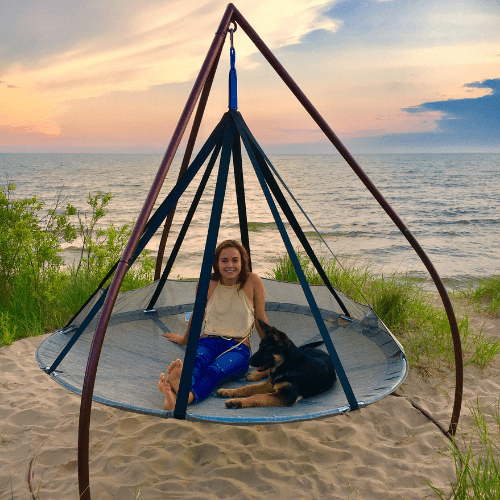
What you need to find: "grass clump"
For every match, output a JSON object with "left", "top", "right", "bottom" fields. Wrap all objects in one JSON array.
[
  {"left": 430, "top": 399, "right": 500, "bottom": 499},
  {"left": 267, "top": 250, "right": 499, "bottom": 371},
  {"left": 0, "top": 184, "right": 154, "bottom": 347},
  {"left": 467, "top": 275, "right": 500, "bottom": 316}
]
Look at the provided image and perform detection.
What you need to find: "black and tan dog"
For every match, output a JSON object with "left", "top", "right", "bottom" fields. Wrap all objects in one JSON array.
[{"left": 217, "top": 320, "right": 337, "bottom": 408}]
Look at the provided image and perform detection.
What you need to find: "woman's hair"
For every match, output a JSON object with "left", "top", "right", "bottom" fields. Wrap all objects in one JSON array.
[{"left": 211, "top": 240, "right": 251, "bottom": 287}]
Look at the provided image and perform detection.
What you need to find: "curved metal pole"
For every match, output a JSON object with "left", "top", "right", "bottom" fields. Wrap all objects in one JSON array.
[
  {"left": 232, "top": 5, "right": 463, "bottom": 435},
  {"left": 77, "top": 5, "right": 236, "bottom": 499}
]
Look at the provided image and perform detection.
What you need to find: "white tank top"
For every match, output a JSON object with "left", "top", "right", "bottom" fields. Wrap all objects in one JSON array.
[{"left": 203, "top": 283, "right": 255, "bottom": 339}]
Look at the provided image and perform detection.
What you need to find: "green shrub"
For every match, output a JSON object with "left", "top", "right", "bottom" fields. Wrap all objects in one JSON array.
[
  {"left": 267, "top": 250, "right": 497, "bottom": 370},
  {"left": 0, "top": 184, "right": 154, "bottom": 347}
]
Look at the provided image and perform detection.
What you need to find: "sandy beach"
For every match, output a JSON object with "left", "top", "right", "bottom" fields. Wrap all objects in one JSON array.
[{"left": 1, "top": 310, "right": 499, "bottom": 500}]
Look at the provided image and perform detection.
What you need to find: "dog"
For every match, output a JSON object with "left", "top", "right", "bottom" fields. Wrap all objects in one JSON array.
[{"left": 217, "top": 320, "right": 337, "bottom": 408}]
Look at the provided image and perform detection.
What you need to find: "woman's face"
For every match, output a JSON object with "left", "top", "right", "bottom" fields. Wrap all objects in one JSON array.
[{"left": 218, "top": 247, "right": 242, "bottom": 285}]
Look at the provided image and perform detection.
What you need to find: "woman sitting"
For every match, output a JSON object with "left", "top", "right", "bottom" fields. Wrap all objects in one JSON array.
[{"left": 158, "top": 240, "right": 268, "bottom": 411}]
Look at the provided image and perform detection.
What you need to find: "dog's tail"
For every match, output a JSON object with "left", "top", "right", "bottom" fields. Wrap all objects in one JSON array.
[{"left": 299, "top": 340, "right": 324, "bottom": 350}]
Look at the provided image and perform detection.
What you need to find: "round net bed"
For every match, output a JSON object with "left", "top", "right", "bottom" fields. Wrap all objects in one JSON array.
[{"left": 37, "top": 278, "right": 408, "bottom": 424}]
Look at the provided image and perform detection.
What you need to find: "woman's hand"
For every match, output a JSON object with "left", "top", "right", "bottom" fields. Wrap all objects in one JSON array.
[{"left": 162, "top": 332, "right": 188, "bottom": 345}]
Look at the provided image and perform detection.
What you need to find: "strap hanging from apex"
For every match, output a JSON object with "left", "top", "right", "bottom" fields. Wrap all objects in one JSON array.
[{"left": 228, "top": 22, "right": 238, "bottom": 110}]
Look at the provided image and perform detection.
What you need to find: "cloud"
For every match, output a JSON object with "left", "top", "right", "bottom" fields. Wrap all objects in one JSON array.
[
  {"left": 2, "top": 0, "right": 499, "bottom": 153},
  {"left": 1, "top": 1, "right": 338, "bottom": 90},
  {"left": 0, "top": 1, "right": 338, "bottom": 129},
  {"left": 344, "top": 78, "right": 500, "bottom": 152},
  {"left": 402, "top": 79, "right": 500, "bottom": 142}
]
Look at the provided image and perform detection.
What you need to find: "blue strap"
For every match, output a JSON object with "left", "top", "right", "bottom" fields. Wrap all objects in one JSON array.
[
  {"left": 146, "top": 136, "right": 224, "bottom": 310},
  {"left": 231, "top": 111, "right": 350, "bottom": 317},
  {"left": 234, "top": 113, "right": 358, "bottom": 410},
  {"left": 229, "top": 40, "right": 237, "bottom": 109},
  {"left": 48, "top": 289, "right": 108, "bottom": 374},
  {"left": 174, "top": 117, "right": 235, "bottom": 419},
  {"left": 130, "top": 115, "right": 229, "bottom": 263},
  {"left": 232, "top": 128, "right": 252, "bottom": 270}
]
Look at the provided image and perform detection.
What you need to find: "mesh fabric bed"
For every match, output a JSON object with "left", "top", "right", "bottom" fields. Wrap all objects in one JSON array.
[{"left": 36, "top": 278, "right": 408, "bottom": 424}]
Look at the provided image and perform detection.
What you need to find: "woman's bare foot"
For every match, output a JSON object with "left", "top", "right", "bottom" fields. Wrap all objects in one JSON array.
[
  {"left": 163, "top": 383, "right": 177, "bottom": 411},
  {"left": 166, "top": 359, "right": 183, "bottom": 394},
  {"left": 158, "top": 373, "right": 177, "bottom": 411},
  {"left": 163, "top": 359, "right": 196, "bottom": 406},
  {"left": 157, "top": 372, "right": 170, "bottom": 396}
]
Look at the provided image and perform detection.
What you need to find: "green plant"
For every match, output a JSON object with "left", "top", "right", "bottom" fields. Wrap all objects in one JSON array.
[
  {"left": 429, "top": 399, "right": 500, "bottom": 499},
  {"left": 469, "top": 276, "right": 500, "bottom": 315},
  {"left": 0, "top": 311, "right": 16, "bottom": 346},
  {"left": 266, "top": 250, "right": 499, "bottom": 370},
  {"left": 0, "top": 184, "right": 154, "bottom": 346},
  {"left": 0, "top": 183, "right": 76, "bottom": 301},
  {"left": 74, "top": 191, "right": 114, "bottom": 276}
]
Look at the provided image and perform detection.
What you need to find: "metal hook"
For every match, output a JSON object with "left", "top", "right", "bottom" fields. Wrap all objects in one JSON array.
[{"left": 229, "top": 21, "right": 237, "bottom": 47}]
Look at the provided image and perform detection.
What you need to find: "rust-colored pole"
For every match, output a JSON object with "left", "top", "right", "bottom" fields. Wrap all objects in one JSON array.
[
  {"left": 232, "top": 5, "right": 463, "bottom": 435},
  {"left": 77, "top": 5, "right": 236, "bottom": 499},
  {"left": 155, "top": 42, "right": 225, "bottom": 279}
]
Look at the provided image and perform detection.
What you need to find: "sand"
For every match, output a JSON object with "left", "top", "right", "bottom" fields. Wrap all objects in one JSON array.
[{"left": 1, "top": 311, "right": 499, "bottom": 500}]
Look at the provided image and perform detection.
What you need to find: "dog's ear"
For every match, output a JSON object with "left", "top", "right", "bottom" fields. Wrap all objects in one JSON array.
[
  {"left": 273, "top": 330, "right": 291, "bottom": 348},
  {"left": 257, "top": 318, "right": 272, "bottom": 334}
]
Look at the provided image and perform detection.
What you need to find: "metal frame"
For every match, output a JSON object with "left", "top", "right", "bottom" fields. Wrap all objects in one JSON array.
[{"left": 77, "top": 4, "right": 463, "bottom": 498}]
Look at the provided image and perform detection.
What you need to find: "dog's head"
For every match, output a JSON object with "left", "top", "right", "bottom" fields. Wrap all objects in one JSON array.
[{"left": 248, "top": 320, "right": 292, "bottom": 372}]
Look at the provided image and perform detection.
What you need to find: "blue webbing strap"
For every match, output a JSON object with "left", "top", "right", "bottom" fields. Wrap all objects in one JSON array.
[
  {"left": 232, "top": 111, "right": 350, "bottom": 317},
  {"left": 48, "top": 115, "right": 229, "bottom": 373},
  {"left": 129, "top": 115, "right": 229, "bottom": 263},
  {"left": 229, "top": 30, "right": 237, "bottom": 110},
  {"left": 174, "top": 117, "right": 235, "bottom": 419},
  {"left": 236, "top": 116, "right": 358, "bottom": 410},
  {"left": 232, "top": 127, "right": 252, "bottom": 270},
  {"left": 146, "top": 136, "right": 224, "bottom": 311},
  {"left": 48, "top": 289, "right": 108, "bottom": 374}
]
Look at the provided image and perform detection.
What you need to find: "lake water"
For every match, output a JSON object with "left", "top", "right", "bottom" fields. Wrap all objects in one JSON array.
[{"left": 1, "top": 151, "right": 499, "bottom": 289}]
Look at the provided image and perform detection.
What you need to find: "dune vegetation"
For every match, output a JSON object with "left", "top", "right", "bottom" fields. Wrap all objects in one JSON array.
[
  {"left": 267, "top": 250, "right": 500, "bottom": 371},
  {"left": 0, "top": 183, "right": 154, "bottom": 347}
]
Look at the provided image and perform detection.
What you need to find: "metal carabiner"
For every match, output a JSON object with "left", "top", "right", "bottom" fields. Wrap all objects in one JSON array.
[{"left": 229, "top": 21, "right": 237, "bottom": 47}]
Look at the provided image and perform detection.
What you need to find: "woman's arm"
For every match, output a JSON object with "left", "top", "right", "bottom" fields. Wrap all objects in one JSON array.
[
  {"left": 251, "top": 274, "right": 268, "bottom": 339},
  {"left": 163, "top": 281, "right": 206, "bottom": 345},
  {"left": 162, "top": 313, "right": 192, "bottom": 345}
]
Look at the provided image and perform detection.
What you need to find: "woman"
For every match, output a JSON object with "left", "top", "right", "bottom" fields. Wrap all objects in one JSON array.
[{"left": 158, "top": 240, "right": 268, "bottom": 411}]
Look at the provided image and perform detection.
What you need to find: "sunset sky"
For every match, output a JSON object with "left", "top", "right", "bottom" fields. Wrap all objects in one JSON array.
[{"left": 1, "top": 0, "right": 499, "bottom": 154}]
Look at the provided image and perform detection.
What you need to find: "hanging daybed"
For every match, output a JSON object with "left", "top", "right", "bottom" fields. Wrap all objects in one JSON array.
[{"left": 35, "top": 5, "right": 463, "bottom": 499}]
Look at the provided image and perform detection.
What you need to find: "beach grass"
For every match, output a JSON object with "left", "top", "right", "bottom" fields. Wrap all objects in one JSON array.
[
  {"left": 267, "top": 250, "right": 500, "bottom": 371},
  {"left": 430, "top": 398, "right": 500, "bottom": 499},
  {"left": 465, "top": 275, "right": 500, "bottom": 316}
]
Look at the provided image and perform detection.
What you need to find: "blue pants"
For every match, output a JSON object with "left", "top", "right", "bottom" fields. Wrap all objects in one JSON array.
[{"left": 190, "top": 337, "right": 250, "bottom": 402}]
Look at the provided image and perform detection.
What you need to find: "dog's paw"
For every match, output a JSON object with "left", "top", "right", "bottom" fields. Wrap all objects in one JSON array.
[
  {"left": 225, "top": 399, "right": 243, "bottom": 409},
  {"left": 217, "top": 388, "right": 234, "bottom": 398},
  {"left": 246, "top": 369, "right": 269, "bottom": 382}
]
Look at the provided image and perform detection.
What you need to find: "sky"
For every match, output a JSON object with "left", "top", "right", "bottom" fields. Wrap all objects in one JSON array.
[{"left": 1, "top": 0, "right": 499, "bottom": 154}]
